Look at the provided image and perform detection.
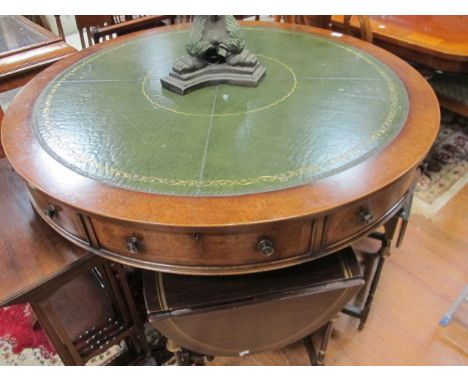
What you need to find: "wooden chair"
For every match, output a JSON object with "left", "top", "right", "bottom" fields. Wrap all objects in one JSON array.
[
  {"left": 342, "top": 16, "right": 373, "bottom": 43},
  {"left": 90, "top": 15, "right": 177, "bottom": 45},
  {"left": 91, "top": 16, "right": 259, "bottom": 45},
  {"left": 54, "top": 15, "right": 127, "bottom": 41},
  {"left": 274, "top": 15, "right": 373, "bottom": 42},
  {"left": 171, "top": 16, "right": 259, "bottom": 24},
  {"left": 53, "top": 16, "right": 175, "bottom": 49},
  {"left": 175, "top": 16, "right": 193, "bottom": 24},
  {"left": 274, "top": 15, "right": 332, "bottom": 29},
  {"left": 74, "top": 16, "right": 116, "bottom": 49},
  {"left": 234, "top": 15, "right": 260, "bottom": 21}
]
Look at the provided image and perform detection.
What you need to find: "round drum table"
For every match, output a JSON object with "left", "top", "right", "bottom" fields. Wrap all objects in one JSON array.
[{"left": 2, "top": 22, "right": 440, "bottom": 276}]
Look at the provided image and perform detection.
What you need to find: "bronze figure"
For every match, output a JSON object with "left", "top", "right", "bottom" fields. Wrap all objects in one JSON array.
[{"left": 161, "top": 16, "right": 266, "bottom": 95}]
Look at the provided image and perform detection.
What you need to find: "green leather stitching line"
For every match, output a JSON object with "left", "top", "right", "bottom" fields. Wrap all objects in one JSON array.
[
  {"left": 35, "top": 27, "right": 407, "bottom": 193},
  {"left": 141, "top": 54, "right": 297, "bottom": 117}
]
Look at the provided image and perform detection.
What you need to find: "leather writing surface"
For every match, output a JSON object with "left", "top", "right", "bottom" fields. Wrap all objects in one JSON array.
[{"left": 33, "top": 27, "right": 409, "bottom": 196}]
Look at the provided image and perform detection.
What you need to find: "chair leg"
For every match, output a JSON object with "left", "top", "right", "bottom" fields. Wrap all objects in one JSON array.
[
  {"left": 343, "top": 214, "right": 400, "bottom": 329},
  {"left": 358, "top": 253, "right": 385, "bottom": 330}
]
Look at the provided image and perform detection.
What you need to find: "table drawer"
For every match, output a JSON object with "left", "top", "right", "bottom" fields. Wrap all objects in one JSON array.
[
  {"left": 28, "top": 186, "right": 89, "bottom": 242},
  {"left": 90, "top": 217, "right": 313, "bottom": 269},
  {"left": 323, "top": 184, "right": 406, "bottom": 249}
]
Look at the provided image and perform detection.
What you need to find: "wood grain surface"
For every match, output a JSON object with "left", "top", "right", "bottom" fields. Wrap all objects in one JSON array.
[
  {"left": 332, "top": 16, "right": 468, "bottom": 73},
  {"left": 1, "top": 21, "right": 440, "bottom": 274},
  {"left": 0, "top": 159, "right": 89, "bottom": 306},
  {"left": 209, "top": 186, "right": 468, "bottom": 365}
]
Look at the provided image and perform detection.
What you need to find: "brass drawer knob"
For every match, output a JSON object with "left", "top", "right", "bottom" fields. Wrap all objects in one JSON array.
[
  {"left": 359, "top": 209, "right": 373, "bottom": 224},
  {"left": 44, "top": 204, "right": 57, "bottom": 219},
  {"left": 126, "top": 237, "right": 139, "bottom": 254},
  {"left": 257, "top": 238, "right": 275, "bottom": 257}
]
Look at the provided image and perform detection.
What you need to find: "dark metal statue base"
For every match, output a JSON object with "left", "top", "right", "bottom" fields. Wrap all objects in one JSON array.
[{"left": 160, "top": 62, "right": 266, "bottom": 95}]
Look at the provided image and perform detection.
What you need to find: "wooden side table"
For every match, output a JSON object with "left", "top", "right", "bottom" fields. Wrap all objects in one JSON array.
[
  {"left": 331, "top": 16, "right": 468, "bottom": 73},
  {"left": 0, "top": 15, "right": 76, "bottom": 159},
  {"left": 0, "top": 15, "right": 76, "bottom": 93},
  {"left": 0, "top": 160, "right": 148, "bottom": 365},
  {"left": 144, "top": 247, "right": 364, "bottom": 365}
]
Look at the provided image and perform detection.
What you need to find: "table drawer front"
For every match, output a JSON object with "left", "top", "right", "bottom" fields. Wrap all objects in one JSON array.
[
  {"left": 90, "top": 218, "right": 313, "bottom": 268},
  {"left": 28, "top": 187, "right": 88, "bottom": 242},
  {"left": 323, "top": 182, "right": 407, "bottom": 248}
]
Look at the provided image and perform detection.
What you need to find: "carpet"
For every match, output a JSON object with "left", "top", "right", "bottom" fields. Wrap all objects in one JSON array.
[
  {"left": 0, "top": 304, "right": 61, "bottom": 365},
  {"left": 413, "top": 109, "right": 468, "bottom": 217},
  {"left": 0, "top": 303, "right": 169, "bottom": 366},
  {"left": 0, "top": 304, "right": 131, "bottom": 366}
]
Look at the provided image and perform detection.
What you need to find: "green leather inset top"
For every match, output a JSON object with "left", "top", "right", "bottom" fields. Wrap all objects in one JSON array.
[{"left": 33, "top": 27, "right": 409, "bottom": 196}]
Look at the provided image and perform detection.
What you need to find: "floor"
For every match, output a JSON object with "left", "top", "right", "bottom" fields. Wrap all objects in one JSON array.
[{"left": 209, "top": 185, "right": 468, "bottom": 365}]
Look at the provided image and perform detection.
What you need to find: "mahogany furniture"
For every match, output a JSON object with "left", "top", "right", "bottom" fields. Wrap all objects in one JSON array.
[
  {"left": 1, "top": 21, "right": 440, "bottom": 276},
  {"left": 0, "top": 15, "right": 150, "bottom": 367},
  {"left": 144, "top": 247, "right": 364, "bottom": 364},
  {"left": 331, "top": 16, "right": 468, "bottom": 118},
  {"left": 342, "top": 214, "right": 402, "bottom": 330},
  {"left": 69, "top": 15, "right": 176, "bottom": 49},
  {"left": 1, "top": 21, "right": 440, "bottom": 364},
  {"left": 91, "top": 15, "right": 177, "bottom": 45},
  {"left": 0, "top": 15, "right": 76, "bottom": 93},
  {"left": 0, "top": 158, "right": 149, "bottom": 365},
  {"left": 173, "top": 16, "right": 259, "bottom": 25},
  {"left": 0, "top": 158, "right": 88, "bottom": 307},
  {"left": 28, "top": 260, "right": 149, "bottom": 365},
  {"left": 331, "top": 16, "right": 468, "bottom": 73},
  {"left": 341, "top": 16, "right": 373, "bottom": 43},
  {"left": 275, "top": 15, "right": 373, "bottom": 42},
  {"left": 73, "top": 15, "right": 115, "bottom": 48},
  {"left": 274, "top": 16, "right": 331, "bottom": 28}
]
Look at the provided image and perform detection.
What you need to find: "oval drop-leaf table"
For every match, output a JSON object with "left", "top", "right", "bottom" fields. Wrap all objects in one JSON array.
[{"left": 2, "top": 22, "right": 440, "bottom": 276}]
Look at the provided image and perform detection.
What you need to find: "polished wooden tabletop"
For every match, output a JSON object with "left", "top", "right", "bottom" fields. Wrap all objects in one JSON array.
[
  {"left": 1, "top": 22, "right": 440, "bottom": 275},
  {"left": 0, "top": 15, "right": 76, "bottom": 92},
  {"left": 332, "top": 16, "right": 468, "bottom": 73},
  {"left": 0, "top": 158, "right": 90, "bottom": 307}
]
